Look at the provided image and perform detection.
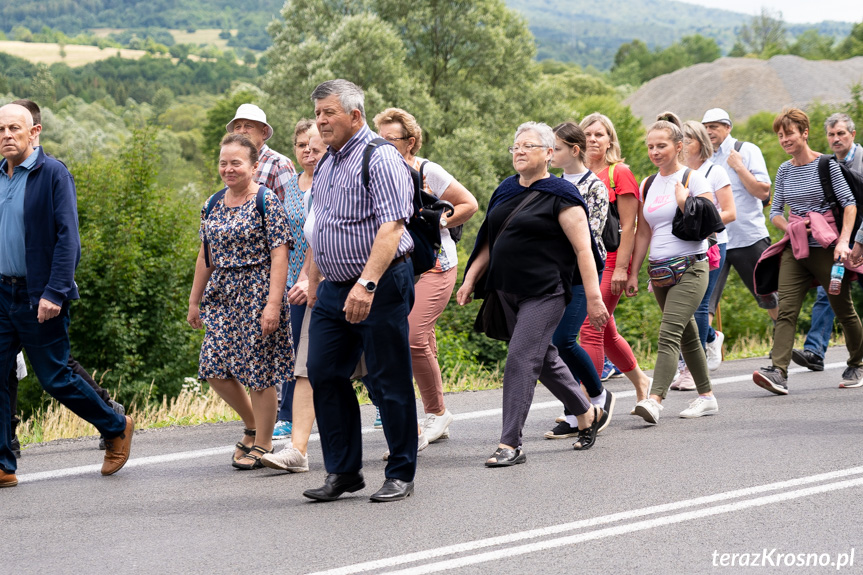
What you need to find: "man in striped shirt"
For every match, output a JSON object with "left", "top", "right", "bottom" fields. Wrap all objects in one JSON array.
[
  {"left": 226, "top": 103, "right": 295, "bottom": 202},
  {"left": 302, "top": 79, "right": 417, "bottom": 503}
]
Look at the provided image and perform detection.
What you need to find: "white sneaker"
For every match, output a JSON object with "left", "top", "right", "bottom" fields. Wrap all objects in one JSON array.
[
  {"left": 633, "top": 398, "right": 663, "bottom": 424},
  {"left": 706, "top": 331, "right": 724, "bottom": 371},
  {"left": 421, "top": 409, "right": 454, "bottom": 443},
  {"left": 674, "top": 367, "right": 696, "bottom": 391},
  {"left": 261, "top": 446, "right": 309, "bottom": 472},
  {"left": 383, "top": 432, "right": 429, "bottom": 461},
  {"left": 679, "top": 395, "right": 719, "bottom": 418}
]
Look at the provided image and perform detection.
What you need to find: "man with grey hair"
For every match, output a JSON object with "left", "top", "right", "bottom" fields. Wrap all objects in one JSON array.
[
  {"left": 0, "top": 103, "right": 133, "bottom": 488},
  {"left": 302, "top": 79, "right": 417, "bottom": 503},
  {"left": 793, "top": 113, "right": 863, "bottom": 375}
]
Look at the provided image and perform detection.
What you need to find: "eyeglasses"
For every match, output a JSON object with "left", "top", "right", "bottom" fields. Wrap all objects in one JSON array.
[
  {"left": 383, "top": 135, "right": 409, "bottom": 142},
  {"left": 508, "top": 144, "right": 546, "bottom": 154}
]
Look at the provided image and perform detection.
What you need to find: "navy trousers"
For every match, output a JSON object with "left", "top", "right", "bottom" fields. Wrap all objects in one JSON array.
[
  {"left": 308, "top": 260, "right": 417, "bottom": 482},
  {"left": 0, "top": 281, "right": 126, "bottom": 473}
]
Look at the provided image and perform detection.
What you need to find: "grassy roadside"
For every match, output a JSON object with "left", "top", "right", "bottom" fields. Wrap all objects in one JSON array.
[{"left": 17, "top": 334, "right": 811, "bottom": 448}]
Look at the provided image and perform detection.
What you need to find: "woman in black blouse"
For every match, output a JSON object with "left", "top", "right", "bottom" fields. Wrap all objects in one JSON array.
[{"left": 456, "top": 122, "right": 609, "bottom": 467}]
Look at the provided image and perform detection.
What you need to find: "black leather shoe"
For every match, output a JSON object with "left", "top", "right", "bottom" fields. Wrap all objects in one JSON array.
[
  {"left": 369, "top": 478, "right": 414, "bottom": 502},
  {"left": 791, "top": 349, "right": 824, "bottom": 371},
  {"left": 303, "top": 472, "right": 365, "bottom": 502}
]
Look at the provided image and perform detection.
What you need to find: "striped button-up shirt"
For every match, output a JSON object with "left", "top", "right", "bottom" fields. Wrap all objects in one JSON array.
[
  {"left": 256, "top": 144, "right": 296, "bottom": 202},
  {"left": 312, "top": 124, "right": 414, "bottom": 282}
]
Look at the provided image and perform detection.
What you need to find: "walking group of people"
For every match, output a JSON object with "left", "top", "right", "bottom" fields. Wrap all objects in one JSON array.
[{"left": 2, "top": 78, "right": 862, "bottom": 501}]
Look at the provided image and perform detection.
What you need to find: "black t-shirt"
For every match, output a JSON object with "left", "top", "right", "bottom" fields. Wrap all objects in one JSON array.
[{"left": 486, "top": 192, "right": 581, "bottom": 300}]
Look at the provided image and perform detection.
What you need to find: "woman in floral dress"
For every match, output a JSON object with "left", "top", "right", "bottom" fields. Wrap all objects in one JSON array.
[{"left": 187, "top": 133, "right": 294, "bottom": 469}]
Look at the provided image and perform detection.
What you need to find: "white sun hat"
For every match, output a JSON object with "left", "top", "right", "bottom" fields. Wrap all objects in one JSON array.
[
  {"left": 226, "top": 103, "right": 274, "bottom": 141},
  {"left": 701, "top": 108, "right": 733, "bottom": 129}
]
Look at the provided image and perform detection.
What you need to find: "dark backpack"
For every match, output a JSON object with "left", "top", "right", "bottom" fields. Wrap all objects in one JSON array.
[
  {"left": 603, "top": 164, "right": 622, "bottom": 252},
  {"left": 361, "top": 138, "right": 454, "bottom": 276},
  {"left": 818, "top": 154, "right": 863, "bottom": 244},
  {"left": 413, "top": 160, "right": 463, "bottom": 243},
  {"left": 203, "top": 186, "right": 267, "bottom": 267}
]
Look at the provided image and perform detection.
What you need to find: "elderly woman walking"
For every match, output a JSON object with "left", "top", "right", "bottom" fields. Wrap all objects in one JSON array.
[
  {"left": 457, "top": 122, "right": 608, "bottom": 467},
  {"left": 187, "top": 133, "right": 294, "bottom": 469}
]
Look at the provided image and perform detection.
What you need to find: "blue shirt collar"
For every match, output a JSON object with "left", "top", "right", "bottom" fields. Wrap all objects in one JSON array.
[{"left": 0, "top": 146, "right": 39, "bottom": 177}]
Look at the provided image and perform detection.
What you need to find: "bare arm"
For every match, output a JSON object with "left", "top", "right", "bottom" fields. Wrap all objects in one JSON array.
[
  {"left": 343, "top": 219, "right": 405, "bottom": 324},
  {"left": 836, "top": 204, "right": 857, "bottom": 263},
  {"left": 261, "top": 244, "right": 289, "bottom": 337},
  {"left": 559, "top": 206, "right": 609, "bottom": 330},
  {"left": 187, "top": 245, "right": 216, "bottom": 329},
  {"left": 714, "top": 184, "right": 736, "bottom": 225},
  {"left": 625, "top": 201, "right": 651, "bottom": 298},
  {"left": 610, "top": 193, "right": 638, "bottom": 295},
  {"left": 439, "top": 179, "right": 478, "bottom": 227}
]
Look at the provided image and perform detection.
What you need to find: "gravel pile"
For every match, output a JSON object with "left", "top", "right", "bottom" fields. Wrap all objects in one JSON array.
[{"left": 624, "top": 55, "right": 863, "bottom": 124}]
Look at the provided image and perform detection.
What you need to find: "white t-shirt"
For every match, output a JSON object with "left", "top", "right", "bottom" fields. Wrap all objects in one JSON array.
[
  {"left": 711, "top": 136, "right": 771, "bottom": 250},
  {"left": 415, "top": 158, "right": 458, "bottom": 272},
  {"left": 697, "top": 160, "right": 732, "bottom": 245},
  {"left": 641, "top": 167, "right": 712, "bottom": 261}
]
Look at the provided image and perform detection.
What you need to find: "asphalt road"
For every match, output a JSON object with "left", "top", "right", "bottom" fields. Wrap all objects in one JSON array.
[{"left": 4, "top": 348, "right": 863, "bottom": 574}]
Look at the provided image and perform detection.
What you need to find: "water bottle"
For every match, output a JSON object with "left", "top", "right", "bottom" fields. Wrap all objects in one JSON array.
[{"left": 829, "top": 260, "right": 845, "bottom": 295}]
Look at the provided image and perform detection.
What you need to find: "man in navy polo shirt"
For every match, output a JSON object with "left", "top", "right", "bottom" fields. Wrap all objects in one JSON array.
[
  {"left": 0, "top": 103, "right": 133, "bottom": 488},
  {"left": 302, "top": 80, "right": 417, "bottom": 503}
]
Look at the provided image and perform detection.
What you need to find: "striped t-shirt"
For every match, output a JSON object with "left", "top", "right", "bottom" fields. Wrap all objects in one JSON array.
[{"left": 311, "top": 124, "right": 414, "bottom": 282}]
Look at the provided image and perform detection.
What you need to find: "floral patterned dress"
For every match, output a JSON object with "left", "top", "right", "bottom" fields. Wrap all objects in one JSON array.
[
  {"left": 283, "top": 173, "right": 310, "bottom": 286},
  {"left": 197, "top": 188, "right": 294, "bottom": 390}
]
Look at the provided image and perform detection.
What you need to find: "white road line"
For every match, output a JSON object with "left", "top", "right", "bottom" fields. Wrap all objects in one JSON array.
[
  {"left": 380, "top": 476, "right": 863, "bottom": 575},
  {"left": 16, "top": 362, "right": 845, "bottom": 484},
  {"left": 307, "top": 466, "right": 863, "bottom": 575}
]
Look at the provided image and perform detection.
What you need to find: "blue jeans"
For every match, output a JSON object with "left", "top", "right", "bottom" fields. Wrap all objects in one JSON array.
[
  {"left": 698, "top": 244, "right": 726, "bottom": 347},
  {"left": 552, "top": 282, "right": 603, "bottom": 400},
  {"left": 804, "top": 286, "right": 834, "bottom": 358},
  {"left": 275, "top": 303, "right": 304, "bottom": 422},
  {"left": 0, "top": 281, "right": 126, "bottom": 473},
  {"left": 308, "top": 260, "right": 416, "bottom": 482}
]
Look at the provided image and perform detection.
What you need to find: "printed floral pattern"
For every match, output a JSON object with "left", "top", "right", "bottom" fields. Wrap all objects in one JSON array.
[{"left": 283, "top": 173, "right": 310, "bottom": 286}]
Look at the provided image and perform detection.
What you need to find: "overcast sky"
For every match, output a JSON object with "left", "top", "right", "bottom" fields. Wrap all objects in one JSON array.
[{"left": 682, "top": 0, "right": 863, "bottom": 24}]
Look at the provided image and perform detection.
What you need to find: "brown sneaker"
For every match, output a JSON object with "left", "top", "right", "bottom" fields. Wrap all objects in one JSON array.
[
  {"left": 102, "top": 415, "right": 134, "bottom": 476},
  {"left": 0, "top": 469, "right": 18, "bottom": 488}
]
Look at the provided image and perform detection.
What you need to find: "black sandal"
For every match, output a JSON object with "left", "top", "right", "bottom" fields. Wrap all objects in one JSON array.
[
  {"left": 232, "top": 445, "right": 272, "bottom": 470},
  {"left": 485, "top": 446, "right": 526, "bottom": 467},
  {"left": 573, "top": 406, "right": 602, "bottom": 451},
  {"left": 232, "top": 428, "right": 256, "bottom": 464}
]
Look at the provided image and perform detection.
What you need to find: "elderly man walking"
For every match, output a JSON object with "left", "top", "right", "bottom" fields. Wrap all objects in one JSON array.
[
  {"left": 226, "top": 103, "right": 295, "bottom": 202},
  {"left": 0, "top": 103, "right": 133, "bottom": 488},
  {"left": 302, "top": 79, "right": 417, "bottom": 503}
]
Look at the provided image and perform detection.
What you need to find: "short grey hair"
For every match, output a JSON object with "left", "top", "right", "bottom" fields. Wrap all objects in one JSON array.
[
  {"left": 514, "top": 121, "right": 554, "bottom": 150},
  {"left": 825, "top": 112, "right": 856, "bottom": 134},
  {"left": 310, "top": 79, "right": 366, "bottom": 121}
]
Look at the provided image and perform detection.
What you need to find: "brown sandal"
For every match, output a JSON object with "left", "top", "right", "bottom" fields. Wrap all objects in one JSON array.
[
  {"left": 232, "top": 428, "right": 256, "bottom": 464},
  {"left": 232, "top": 445, "right": 273, "bottom": 470}
]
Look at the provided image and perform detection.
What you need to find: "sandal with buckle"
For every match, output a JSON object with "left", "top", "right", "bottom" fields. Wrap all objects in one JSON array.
[
  {"left": 573, "top": 406, "right": 602, "bottom": 451},
  {"left": 232, "top": 428, "right": 256, "bottom": 464},
  {"left": 232, "top": 445, "right": 272, "bottom": 470},
  {"left": 485, "top": 446, "right": 526, "bottom": 467}
]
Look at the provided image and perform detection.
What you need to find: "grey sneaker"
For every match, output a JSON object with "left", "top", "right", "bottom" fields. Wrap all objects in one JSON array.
[
  {"left": 753, "top": 367, "right": 788, "bottom": 395},
  {"left": 840, "top": 366, "right": 863, "bottom": 388},
  {"left": 261, "top": 446, "right": 309, "bottom": 472}
]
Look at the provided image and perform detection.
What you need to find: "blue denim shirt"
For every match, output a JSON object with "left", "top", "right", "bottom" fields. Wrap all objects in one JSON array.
[{"left": 0, "top": 147, "right": 38, "bottom": 276}]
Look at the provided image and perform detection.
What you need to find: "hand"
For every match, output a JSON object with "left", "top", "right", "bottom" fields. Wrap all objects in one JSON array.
[
  {"left": 344, "top": 284, "right": 373, "bottom": 323},
  {"left": 726, "top": 149, "right": 744, "bottom": 173},
  {"left": 834, "top": 242, "right": 851, "bottom": 265},
  {"left": 187, "top": 304, "right": 203, "bottom": 329},
  {"left": 307, "top": 278, "right": 319, "bottom": 309},
  {"left": 261, "top": 302, "right": 281, "bottom": 336},
  {"left": 610, "top": 267, "right": 629, "bottom": 296},
  {"left": 455, "top": 282, "right": 474, "bottom": 305},
  {"left": 850, "top": 243, "right": 863, "bottom": 267},
  {"left": 37, "top": 298, "right": 61, "bottom": 323},
  {"left": 624, "top": 275, "right": 639, "bottom": 298},
  {"left": 587, "top": 297, "right": 609, "bottom": 331},
  {"left": 674, "top": 180, "right": 688, "bottom": 205},
  {"left": 287, "top": 279, "right": 309, "bottom": 305}
]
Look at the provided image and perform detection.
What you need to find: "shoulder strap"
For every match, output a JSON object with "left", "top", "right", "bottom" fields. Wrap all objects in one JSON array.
[
  {"left": 643, "top": 174, "right": 658, "bottom": 200},
  {"left": 256, "top": 186, "right": 266, "bottom": 223},
  {"left": 734, "top": 140, "right": 744, "bottom": 153},
  {"left": 577, "top": 170, "right": 593, "bottom": 186},
  {"left": 361, "top": 137, "right": 391, "bottom": 190},
  {"left": 818, "top": 154, "right": 837, "bottom": 206},
  {"left": 608, "top": 163, "right": 617, "bottom": 190},
  {"left": 705, "top": 164, "right": 714, "bottom": 178},
  {"left": 682, "top": 168, "right": 693, "bottom": 188},
  {"left": 203, "top": 188, "right": 228, "bottom": 268},
  {"left": 497, "top": 191, "right": 542, "bottom": 237}
]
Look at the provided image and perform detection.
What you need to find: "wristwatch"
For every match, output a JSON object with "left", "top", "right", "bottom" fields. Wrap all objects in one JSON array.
[{"left": 357, "top": 278, "right": 377, "bottom": 293}]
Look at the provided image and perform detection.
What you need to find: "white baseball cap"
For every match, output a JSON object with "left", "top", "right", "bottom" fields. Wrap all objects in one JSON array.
[
  {"left": 226, "top": 103, "right": 273, "bottom": 141},
  {"left": 701, "top": 108, "right": 733, "bottom": 129}
]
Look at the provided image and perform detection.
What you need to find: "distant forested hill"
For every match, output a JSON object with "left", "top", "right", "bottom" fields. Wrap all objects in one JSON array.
[{"left": 1, "top": 0, "right": 854, "bottom": 69}]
